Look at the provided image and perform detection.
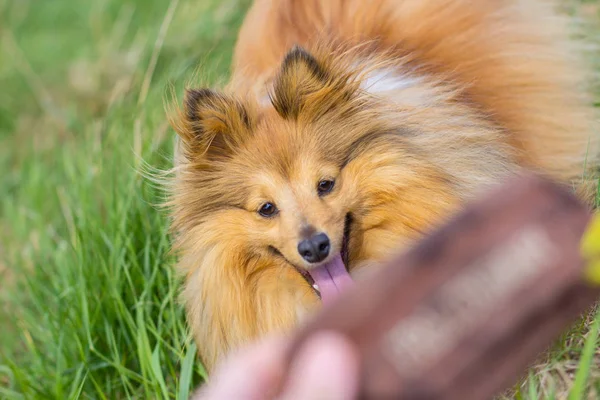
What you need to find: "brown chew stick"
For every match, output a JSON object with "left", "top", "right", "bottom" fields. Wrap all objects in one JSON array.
[{"left": 282, "top": 173, "right": 600, "bottom": 399}]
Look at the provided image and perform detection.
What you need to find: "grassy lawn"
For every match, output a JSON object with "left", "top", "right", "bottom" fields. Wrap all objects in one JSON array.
[{"left": 1, "top": 0, "right": 600, "bottom": 399}]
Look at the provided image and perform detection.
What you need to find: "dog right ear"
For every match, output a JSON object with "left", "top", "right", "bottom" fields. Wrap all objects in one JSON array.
[
  {"left": 174, "top": 88, "right": 254, "bottom": 160},
  {"left": 271, "top": 46, "right": 330, "bottom": 119},
  {"left": 270, "top": 45, "right": 357, "bottom": 121}
]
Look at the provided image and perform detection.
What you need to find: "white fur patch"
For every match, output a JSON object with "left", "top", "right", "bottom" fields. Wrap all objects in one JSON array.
[
  {"left": 259, "top": 94, "right": 272, "bottom": 108},
  {"left": 361, "top": 68, "right": 423, "bottom": 94}
]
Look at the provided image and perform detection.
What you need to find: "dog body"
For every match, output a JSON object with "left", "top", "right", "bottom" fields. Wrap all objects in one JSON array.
[{"left": 168, "top": 0, "right": 599, "bottom": 371}]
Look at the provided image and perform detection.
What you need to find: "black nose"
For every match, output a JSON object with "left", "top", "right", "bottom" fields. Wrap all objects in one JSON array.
[{"left": 298, "top": 233, "right": 330, "bottom": 263}]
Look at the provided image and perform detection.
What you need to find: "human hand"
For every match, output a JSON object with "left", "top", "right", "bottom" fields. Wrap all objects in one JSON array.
[{"left": 192, "top": 331, "right": 360, "bottom": 399}]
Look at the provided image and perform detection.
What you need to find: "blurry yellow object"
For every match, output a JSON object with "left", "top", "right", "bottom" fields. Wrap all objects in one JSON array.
[{"left": 581, "top": 213, "right": 600, "bottom": 286}]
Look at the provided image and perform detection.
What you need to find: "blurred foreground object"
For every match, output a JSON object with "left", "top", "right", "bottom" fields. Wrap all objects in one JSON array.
[{"left": 283, "top": 172, "right": 600, "bottom": 399}]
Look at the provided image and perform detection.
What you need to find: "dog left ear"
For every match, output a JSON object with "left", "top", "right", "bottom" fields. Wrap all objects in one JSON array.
[
  {"left": 175, "top": 88, "right": 254, "bottom": 160},
  {"left": 271, "top": 46, "right": 333, "bottom": 119}
]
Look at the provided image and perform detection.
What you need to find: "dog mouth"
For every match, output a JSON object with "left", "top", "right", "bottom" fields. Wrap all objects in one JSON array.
[
  {"left": 300, "top": 214, "right": 354, "bottom": 302},
  {"left": 292, "top": 215, "right": 352, "bottom": 288},
  {"left": 269, "top": 214, "right": 354, "bottom": 304},
  {"left": 341, "top": 213, "right": 352, "bottom": 267}
]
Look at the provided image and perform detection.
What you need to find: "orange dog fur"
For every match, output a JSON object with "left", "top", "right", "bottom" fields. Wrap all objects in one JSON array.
[{"left": 166, "top": 0, "right": 600, "bottom": 372}]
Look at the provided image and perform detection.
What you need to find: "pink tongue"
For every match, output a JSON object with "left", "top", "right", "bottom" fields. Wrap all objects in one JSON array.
[{"left": 307, "top": 253, "right": 354, "bottom": 305}]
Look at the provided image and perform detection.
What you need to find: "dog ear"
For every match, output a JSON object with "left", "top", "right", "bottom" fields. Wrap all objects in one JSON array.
[
  {"left": 271, "top": 46, "right": 333, "bottom": 119},
  {"left": 177, "top": 88, "right": 254, "bottom": 159}
]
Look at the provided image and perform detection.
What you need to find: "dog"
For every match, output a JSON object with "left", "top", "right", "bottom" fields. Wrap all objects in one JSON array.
[{"left": 165, "top": 0, "right": 599, "bottom": 372}]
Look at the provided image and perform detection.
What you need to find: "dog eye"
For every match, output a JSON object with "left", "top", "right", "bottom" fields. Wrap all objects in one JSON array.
[
  {"left": 317, "top": 179, "right": 335, "bottom": 196},
  {"left": 258, "top": 202, "right": 278, "bottom": 217}
]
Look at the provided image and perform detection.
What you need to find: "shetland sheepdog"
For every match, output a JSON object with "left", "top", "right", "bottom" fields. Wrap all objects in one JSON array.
[{"left": 166, "top": 0, "right": 599, "bottom": 372}]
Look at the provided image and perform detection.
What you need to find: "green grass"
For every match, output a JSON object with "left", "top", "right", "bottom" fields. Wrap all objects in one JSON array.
[
  {"left": 1, "top": 0, "right": 600, "bottom": 399},
  {"left": 0, "top": 0, "right": 251, "bottom": 398}
]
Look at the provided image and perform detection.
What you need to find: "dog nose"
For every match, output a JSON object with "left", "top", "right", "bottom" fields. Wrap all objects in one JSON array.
[{"left": 298, "top": 233, "right": 330, "bottom": 263}]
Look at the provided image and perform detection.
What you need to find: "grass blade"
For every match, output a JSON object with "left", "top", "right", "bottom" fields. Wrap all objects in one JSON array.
[
  {"left": 569, "top": 307, "right": 600, "bottom": 400},
  {"left": 177, "top": 342, "right": 197, "bottom": 400}
]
